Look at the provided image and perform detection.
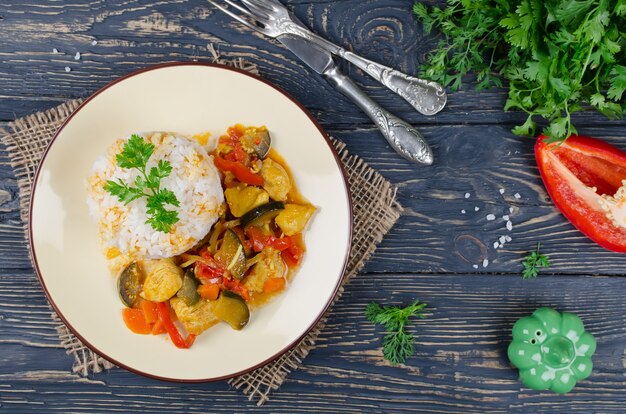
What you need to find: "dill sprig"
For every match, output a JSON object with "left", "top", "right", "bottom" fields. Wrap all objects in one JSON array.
[{"left": 366, "top": 300, "right": 428, "bottom": 365}]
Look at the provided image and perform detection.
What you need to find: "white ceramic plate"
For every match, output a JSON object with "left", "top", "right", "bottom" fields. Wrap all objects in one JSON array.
[{"left": 30, "top": 63, "right": 352, "bottom": 381}]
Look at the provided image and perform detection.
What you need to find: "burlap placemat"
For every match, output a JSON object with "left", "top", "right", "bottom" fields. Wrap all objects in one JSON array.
[{"left": 0, "top": 56, "right": 402, "bottom": 405}]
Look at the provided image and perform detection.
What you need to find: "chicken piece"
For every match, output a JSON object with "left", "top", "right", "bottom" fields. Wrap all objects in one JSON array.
[
  {"left": 261, "top": 158, "right": 291, "bottom": 202},
  {"left": 142, "top": 258, "right": 183, "bottom": 302},
  {"left": 275, "top": 204, "right": 316, "bottom": 236},
  {"left": 170, "top": 297, "right": 219, "bottom": 335},
  {"left": 245, "top": 249, "right": 286, "bottom": 293},
  {"left": 224, "top": 185, "right": 269, "bottom": 217}
]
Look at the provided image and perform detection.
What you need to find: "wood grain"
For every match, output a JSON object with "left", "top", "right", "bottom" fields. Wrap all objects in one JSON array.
[
  {"left": 2, "top": 124, "right": 625, "bottom": 276},
  {"left": 1, "top": 0, "right": 625, "bottom": 129},
  {"left": 1, "top": 0, "right": 625, "bottom": 412},
  {"left": 1, "top": 273, "right": 624, "bottom": 413}
]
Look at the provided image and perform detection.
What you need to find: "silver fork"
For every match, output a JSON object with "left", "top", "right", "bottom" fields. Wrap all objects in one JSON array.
[{"left": 208, "top": 0, "right": 447, "bottom": 116}]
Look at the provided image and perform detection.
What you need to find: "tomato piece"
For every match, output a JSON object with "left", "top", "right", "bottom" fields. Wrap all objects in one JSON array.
[
  {"left": 228, "top": 124, "right": 246, "bottom": 140},
  {"left": 282, "top": 243, "right": 304, "bottom": 267},
  {"left": 222, "top": 278, "right": 250, "bottom": 302},
  {"left": 194, "top": 251, "right": 225, "bottom": 280},
  {"left": 223, "top": 142, "right": 248, "bottom": 163},
  {"left": 535, "top": 135, "right": 626, "bottom": 253},
  {"left": 122, "top": 308, "right": 152, "bottom": 335},
  {"left": 268, "top": 237, "right": 292, "bottom": 251},
  {"left": 213, "top": 156, "right": 264, "bottom": 186},
  {"left": 245, "top": 227, "right": 295, "bottom": 252},
  {"left": 245, "top": 226, "right": 267, "bottom": 252}
]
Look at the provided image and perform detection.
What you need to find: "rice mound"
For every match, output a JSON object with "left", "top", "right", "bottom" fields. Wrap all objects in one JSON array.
[{"left": 86, "top": 132, "right": 224, "bottom": 270}]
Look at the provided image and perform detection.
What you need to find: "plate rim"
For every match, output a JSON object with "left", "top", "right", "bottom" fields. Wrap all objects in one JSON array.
[{"left": 28, "top": 61, "right": 353, "bottom": 383}]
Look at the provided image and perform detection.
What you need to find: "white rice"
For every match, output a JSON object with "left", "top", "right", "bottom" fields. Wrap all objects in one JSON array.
[{"left": 86, "top": 132, "right": 224, "bottom": 268}]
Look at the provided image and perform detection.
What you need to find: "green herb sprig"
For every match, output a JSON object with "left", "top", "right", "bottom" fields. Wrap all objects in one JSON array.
[
  {"left": 366, "top": 300, "right": 428, "bottom": 366},
  {"left": 104, "top": 135, "right": 180, "bottom": 233},
  {"left": 522, "top": 242, "right": 551, "bottom": 279},
  {"left": 414, "top": 0, "right": 626, "bottom": 142}
]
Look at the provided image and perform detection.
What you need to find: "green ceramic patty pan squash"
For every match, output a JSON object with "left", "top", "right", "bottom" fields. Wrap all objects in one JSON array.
[{"left": 508, "top": 307, "right": 596, "bottom": 393}]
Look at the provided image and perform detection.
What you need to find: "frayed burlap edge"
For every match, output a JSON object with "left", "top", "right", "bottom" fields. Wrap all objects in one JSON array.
[
  {"left": 228, "top": 140, "right": 402, "bottom": 405},
  {"left": 0, "top": 52, "right": 402, "bottom": 405}
]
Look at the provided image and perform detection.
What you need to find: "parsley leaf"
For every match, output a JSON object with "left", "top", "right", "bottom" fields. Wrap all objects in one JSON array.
[
  {"left": 522, "top": 242, "right": 551, "bottom": 279},
  {"left": 414, "top": 0, "right": 626, "bottom": 142},
  {"left": 115, "top": 135, "right": 154, "bottom": 169},
  {"left": 105, "top": 134, "right": 180, "bottom": 233},
  {"left": 366, "top": 300, "right": 428, "bottom": 366},
  {"left": 103, "top": 179, "right": 145, "bottom": 205}
]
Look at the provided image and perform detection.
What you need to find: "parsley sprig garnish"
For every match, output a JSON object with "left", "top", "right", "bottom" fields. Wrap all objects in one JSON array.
[
  {"left": 414, "top": 1, "right": 626, "bottom": 142},
  {"left": 522, "top": 242, "right": 551, "bottom": 279},
  {"left": 366, "top": 300, "right": 428, "bottom": 366},
  {"left": 104, "top": 135, "right": 180, "bottom": 233}
]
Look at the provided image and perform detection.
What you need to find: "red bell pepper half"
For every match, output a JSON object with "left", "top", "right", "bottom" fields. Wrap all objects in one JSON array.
[{"left": 535, "top": 135, "right": 626, "bottom": 253}]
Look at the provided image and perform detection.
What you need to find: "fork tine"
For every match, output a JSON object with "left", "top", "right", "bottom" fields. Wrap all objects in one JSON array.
[
  {"left": 240, "top": 0, "right": 272, "bottom": 19},
  {"left": 208, "top": 0, "right": 267, "bottom": 34},
  {"left": 248, "top": 0, "right": 287, "bottom": 13},
  {"left": 241, "top": 0, "right": 275, "bottom": 14},
  {"left": 213, "top": 0, "right": 255, "bottom": 20}
]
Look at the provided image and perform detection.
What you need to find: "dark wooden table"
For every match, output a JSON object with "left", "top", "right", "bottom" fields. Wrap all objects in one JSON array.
[{"left": 1, "top": 1, "right": 625, "bottom": 412}]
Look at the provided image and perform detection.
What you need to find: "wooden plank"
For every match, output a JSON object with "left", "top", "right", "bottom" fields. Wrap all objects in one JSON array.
[
  {"left": 0, "top": 274, "right": 624, "bottom": 412},
  {"left": 1, "top": 0, "right": 625, "bottom": 132},
  {"left": 1, "top": 1, "right": 625, "bottom": 412},
  {"left": 2, "top": 124, "right": 625, "bottom": 275}
]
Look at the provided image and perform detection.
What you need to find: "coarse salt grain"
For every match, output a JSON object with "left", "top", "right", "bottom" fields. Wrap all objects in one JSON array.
[
  {"left": 493, "top": 241, "right": 499, "bottom": 249},
  {"left": 474, "top": 206, "right": 480, "bottom": 211},
  {"left": 465, "top": 192, "right": 470, "bottom": 198},
  {"left": 91, "top": 40, "right": 98, "bottom": 46},
  {"left": 499, "top": 236, "right": 506, "bottom": 244},
  {"left": 473, "top": 264, "right": 479, "bottom": 269},
  {"left": 461, "top": 209, "right": 466, "bottom": 214},
  {"left": 74, "top": 52, "right": 81, "bottom": 60},
  {"left": 483, "top": 259, "right": 489, "bottom": 267},
  {"left": 486, "top": 214, "right": 496, "bottom": 221},
  {"left": 506, "top": 220, "right": 513, "bottom": 231},
  {"left": 503, "top": 215, "right": 510, "bottom": 221},
  {"left": 514, "top": 193, "right": 521, "bottom": 199},
  {"left": 64, "top": 66, "right": 71, "bottom": 72},
  {"left": 52, "top": 48, "right": 59, "bottom": 54},
  {"left": 499, "top": 188, "right": 505, "bottom": 194},
  {"left": 509, "top": 206, "right": 514, "bottom": 214},
  {"left": 505, "top": 235, "right": 512, "bottom": 242}
]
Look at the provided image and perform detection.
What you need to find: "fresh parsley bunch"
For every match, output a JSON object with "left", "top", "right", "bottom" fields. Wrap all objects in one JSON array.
[
  {"left": 414, "top": 0, "right": 626, "bottom": 142},
  {"left": 366, "top": 300, "right": 428, "bottom": 365},
  {"left": 104, "top": 135, "right": 180, "bottom": 233}
]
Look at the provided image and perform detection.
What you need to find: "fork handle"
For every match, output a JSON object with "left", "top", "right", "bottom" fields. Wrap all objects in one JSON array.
[
  {"left": 339, "top": 51, "right": 447, "bottom": 116},
  {"left": 296, "top": 28, "right": 447, "bottom": 116},
  {"left": 323, "top": 66, "right": 433, "bottom": 165}
]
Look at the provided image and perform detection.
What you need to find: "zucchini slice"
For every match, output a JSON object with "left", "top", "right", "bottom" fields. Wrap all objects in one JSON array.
[
  {"left": 215, "top": 229, "right": 247, "bottom": 280},
  {"left": 212, "top": 290, "right": 250, "bottom": 330},
  {"left": 241, "top": 127, "right": 271, "bottom": 159},
  {"left": 176, "top": 268, "right": 200, "bottom": 306},
  {"left": 240, "top": 201, "right": 285, "bottom": 228},
  {"left": 118, "top": 262, "right": 144, "bottom": 308}
]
